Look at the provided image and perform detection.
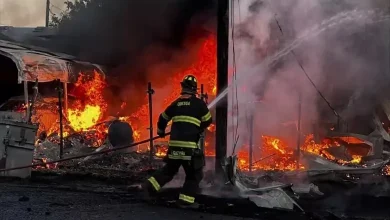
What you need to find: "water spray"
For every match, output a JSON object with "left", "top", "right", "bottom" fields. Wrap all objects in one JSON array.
[{"left": 207, "top": 9, "right": 390, "bottom": 111}]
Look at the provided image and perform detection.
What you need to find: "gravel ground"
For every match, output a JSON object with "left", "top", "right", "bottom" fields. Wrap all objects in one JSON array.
[
  {"left": 8, "top": 137, "right": 390, "bottom": 220},
  {"left": 2, "top": 168, "right": 390, "bottom": 220},
  {"left": 0, "top": 184, "right": 256, "bottom": 220}
]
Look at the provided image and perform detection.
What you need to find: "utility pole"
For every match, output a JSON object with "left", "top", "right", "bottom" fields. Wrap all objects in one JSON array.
[
  {"left": 147, "top": 82, "right": 155, "bottom": 163},
  {"left": 296, "top": 92, "right": 302, "bottom": 169},
  {"left": 387, "top": 6, "right": 390, "bottom": 88},
  {"left": 199, "top": 84, "right": 208, "bottom": 155},
  {"left": 46, "top": 0, "right": 50, "bottom": 27},
  {"left": 248, "top": 112, "right": 254, "bottom": 173},
  {"left": 215, "top": 0, "right": 229, "bottom": 178}
]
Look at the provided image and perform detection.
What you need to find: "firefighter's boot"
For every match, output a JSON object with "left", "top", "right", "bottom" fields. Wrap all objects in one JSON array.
[{"left": 176, "top": 199, "right": 200, "bottom": 209}]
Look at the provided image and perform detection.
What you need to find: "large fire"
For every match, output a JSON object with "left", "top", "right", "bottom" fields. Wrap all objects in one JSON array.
[
  {"left": 33, "top": 34, "right": 388, "bottom": 174},
  {"left": 67, "top": 71, "right": 106, "bottom": 132},
  {"left": 39, "top": 71, "right": 109, "bottom": 146},
  {"left": 236, "top": 135, "right": 365, "bottom": 171}
]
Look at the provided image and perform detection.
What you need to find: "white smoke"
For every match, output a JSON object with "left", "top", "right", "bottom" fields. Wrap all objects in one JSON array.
[{"left": 226, "top": 0, "right": 390, "bottom": 155}]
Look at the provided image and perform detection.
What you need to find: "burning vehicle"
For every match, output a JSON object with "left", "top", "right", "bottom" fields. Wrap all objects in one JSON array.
[
  {"left": 0, "top": 39, "right": 114, "bottom": 175},
  {"left": 0, "top": 35, "right": 218, "bottom": 166}
]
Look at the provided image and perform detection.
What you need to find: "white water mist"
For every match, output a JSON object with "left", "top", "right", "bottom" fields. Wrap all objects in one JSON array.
[{"left": 203, "top": 0, "right": 390, "bottom": 157}]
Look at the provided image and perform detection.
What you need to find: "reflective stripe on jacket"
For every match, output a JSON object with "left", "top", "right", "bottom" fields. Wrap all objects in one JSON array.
[{"left": 157, "top": 94, "right": 213, "bottom": 160}]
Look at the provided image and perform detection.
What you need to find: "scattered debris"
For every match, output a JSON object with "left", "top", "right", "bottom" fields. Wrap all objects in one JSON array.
[{"left": 292, "top": 183, "right": 324, "bottom": 196}]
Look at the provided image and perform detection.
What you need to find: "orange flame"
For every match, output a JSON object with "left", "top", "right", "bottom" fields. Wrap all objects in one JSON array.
[
  {"left": 126, "top": 34, "right": 217, "bottom": 151},
  {"left": 67, "top": 105, "right": 102, "bottom": 132},
  {"left": 67, "top": 71, "right": 107, "bottom": 132},
  {"left": 35, "top": 33, "right": 370, "bottom": 172},
  {"left": 384, "top": 165, "right": 390, "bottom": 176}
]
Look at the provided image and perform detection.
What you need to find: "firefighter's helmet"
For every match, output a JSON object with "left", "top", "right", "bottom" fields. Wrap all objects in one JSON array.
[{"left": 180, "top": 75, "right": 197, "bottom": 94}]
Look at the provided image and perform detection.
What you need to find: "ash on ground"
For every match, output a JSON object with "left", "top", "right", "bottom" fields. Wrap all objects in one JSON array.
[{"left": 33, "top": 133, "right": 164, "bottom": 177}]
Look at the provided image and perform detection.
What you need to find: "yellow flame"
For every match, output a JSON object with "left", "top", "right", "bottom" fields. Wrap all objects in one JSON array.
[{"left": 67, "top": 105, "right": 102, "bottom": 132}]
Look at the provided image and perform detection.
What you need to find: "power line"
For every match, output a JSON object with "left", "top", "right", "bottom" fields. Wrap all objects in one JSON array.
[
  {"left": 48, "top": 2, "right": 69, "bottom": 26},
  {"left": 51, "top": 5, "right": 62, "bottom": 13},
  {"left": 49, "top": 8, "right": 56, "bottom": 16},
  {"left": 50, "top": 3, "right": 67, "bottom": 15},
  {"left": 230, "top": 0, "right": 240, "bottom": 155}
]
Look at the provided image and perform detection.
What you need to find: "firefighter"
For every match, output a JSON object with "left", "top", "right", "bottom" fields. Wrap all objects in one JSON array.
[{"left": 141, "top": 74, "right": 212, "bottom": 209}]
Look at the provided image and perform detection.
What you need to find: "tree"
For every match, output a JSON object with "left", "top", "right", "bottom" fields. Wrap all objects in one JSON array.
[{"left": 50, "top": 0, "right": 98, "bottom": 27}]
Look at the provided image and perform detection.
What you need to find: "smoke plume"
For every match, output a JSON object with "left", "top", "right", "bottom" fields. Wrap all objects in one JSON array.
[{"left": 227, "top": 0, "right": 390, "bottom": 154}]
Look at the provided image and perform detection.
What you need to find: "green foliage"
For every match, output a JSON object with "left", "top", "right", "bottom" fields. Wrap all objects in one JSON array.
[{"left": 49, "top": 0, "right": 102, "bottom": 27}]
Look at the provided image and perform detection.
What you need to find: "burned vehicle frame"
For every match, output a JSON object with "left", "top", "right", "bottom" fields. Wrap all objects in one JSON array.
[{"left": 0, "top": 40, "right": 106, "bottom": 178}]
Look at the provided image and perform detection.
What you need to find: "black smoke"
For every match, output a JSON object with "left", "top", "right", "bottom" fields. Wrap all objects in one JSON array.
[
  {"left": 33, "top": 0, "right": 217, "bottom": 115},
  {"left": 35, "top": 0, "right": 216, "bottom": 69}
]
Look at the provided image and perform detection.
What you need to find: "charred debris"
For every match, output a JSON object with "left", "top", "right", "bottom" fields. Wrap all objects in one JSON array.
[{"left": 0, "top": 0, "right": 389, "bottom": 219}]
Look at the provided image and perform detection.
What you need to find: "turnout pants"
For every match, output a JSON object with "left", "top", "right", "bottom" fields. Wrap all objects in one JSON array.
[{"left": 146, "top": 158, "right": 204, "bottom": 204}]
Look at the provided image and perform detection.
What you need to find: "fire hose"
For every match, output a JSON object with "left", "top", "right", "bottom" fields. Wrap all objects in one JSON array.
[{"left": 0, "top": 132, "right": 171, "bottom": 173}]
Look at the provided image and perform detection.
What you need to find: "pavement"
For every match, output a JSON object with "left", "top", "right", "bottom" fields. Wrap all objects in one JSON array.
[
  {"left": 2, "top": 168, "right": 390, "bottom": 220},
  {"left": 0, "top": 184, "right": 256, "bottom": 220}
]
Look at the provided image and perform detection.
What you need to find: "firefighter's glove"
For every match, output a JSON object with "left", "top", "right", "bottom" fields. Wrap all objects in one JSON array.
[{"left": 157, "top": 129, "right": 166, "bottom": 138}]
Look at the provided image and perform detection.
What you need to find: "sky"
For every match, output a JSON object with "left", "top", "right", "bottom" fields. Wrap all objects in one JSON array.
[{"left": 0, "top": 0, "right": 73, "bottom": 27}]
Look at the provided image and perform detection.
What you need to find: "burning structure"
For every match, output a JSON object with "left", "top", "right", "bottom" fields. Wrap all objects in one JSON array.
[
  {"left": 222, "top": 0, "right": 390, "bottom": 173},
  {"left": 215, "top": 0, "right": 390, "bottom": 211},
  {"left": 0, "top": 38, "right": 109, "bottom": 176},
  {"left": 0, "top": 0, "right": 389, "bottom": 172},
  {"left": 4, "top": 34, "right": 378, "bottom": 173},
  {"left": 0, "top": 0, "right": 389, "bottom": 216}
]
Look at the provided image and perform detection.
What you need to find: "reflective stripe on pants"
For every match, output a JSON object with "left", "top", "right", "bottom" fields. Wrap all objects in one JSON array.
[
  {"left": 179, "top": 193, "right": 195, "bottom": 203},
  {"left": 168, "top": 154, "right": 191, "bottom": 160},
  {"left": 147, "top": 176, "right": 161, "bottom": 191}
]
